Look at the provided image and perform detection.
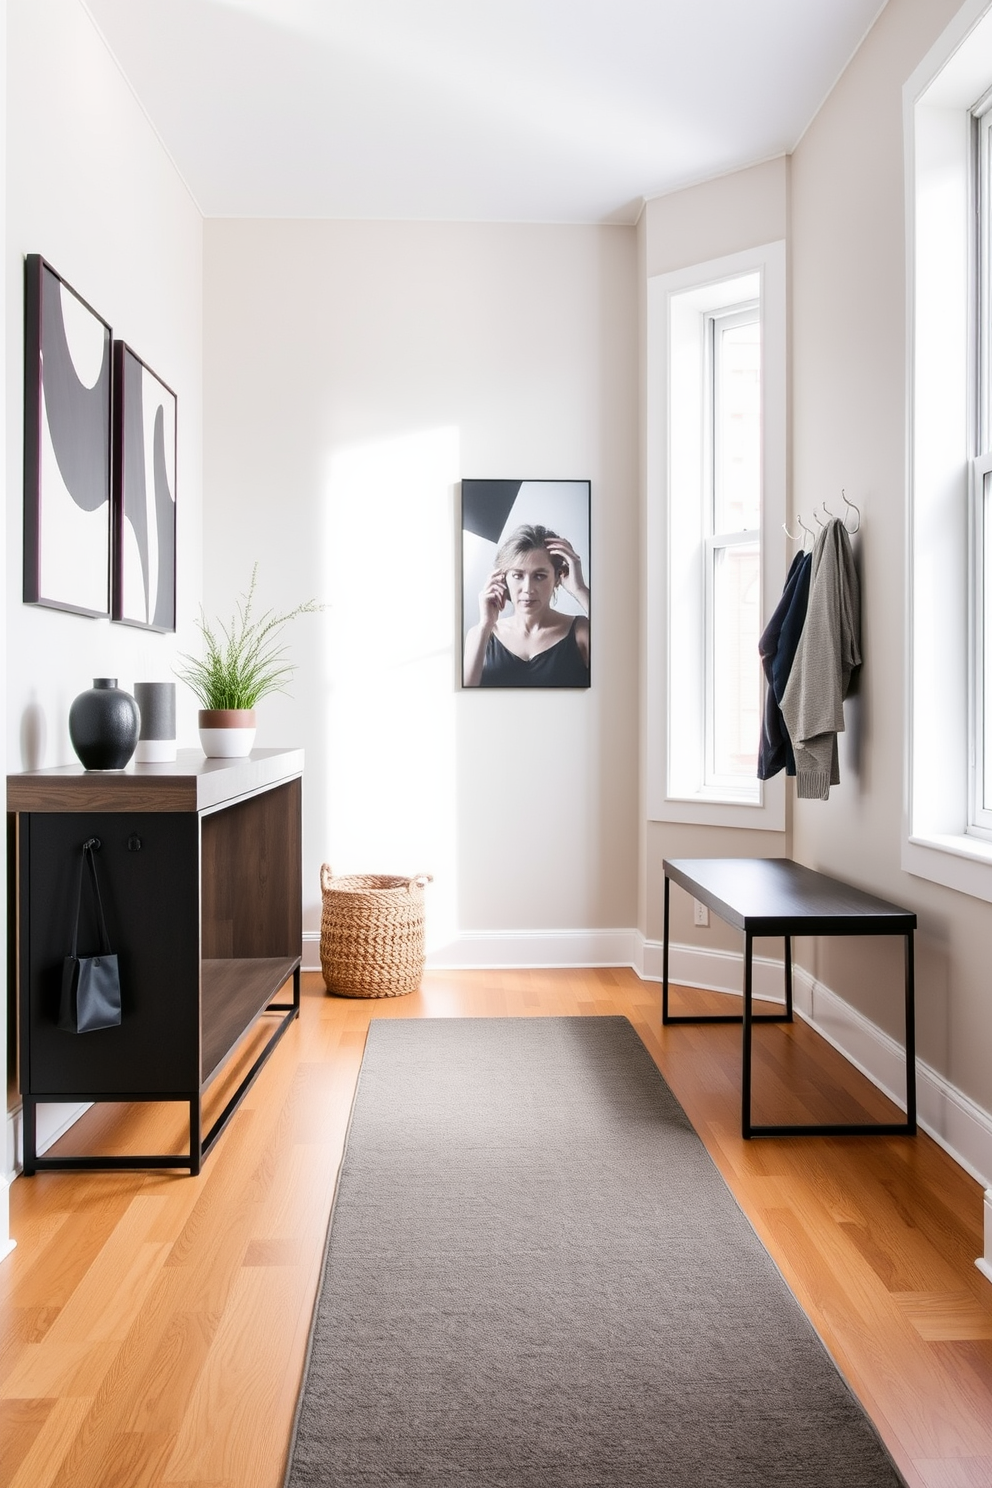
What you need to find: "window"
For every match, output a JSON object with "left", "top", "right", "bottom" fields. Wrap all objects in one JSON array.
[
  {"left": 646, "top": 242, "right": 786, "bottom": 829},
  {"left": 706, "top": 304, "right": 762, "bottom": 789},
  {"left": 904, "top": 0, "right": 992, "bottom": 899}
]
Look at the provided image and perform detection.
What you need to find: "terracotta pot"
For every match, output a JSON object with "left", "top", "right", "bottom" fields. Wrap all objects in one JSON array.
[{"left": 198, "top": 708, "right": 257, "bottom": 758}]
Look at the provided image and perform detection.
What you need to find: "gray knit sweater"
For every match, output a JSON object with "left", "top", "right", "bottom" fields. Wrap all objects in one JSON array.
[{"left": 779, "top": 518, "right": 860, "bottom": 800}]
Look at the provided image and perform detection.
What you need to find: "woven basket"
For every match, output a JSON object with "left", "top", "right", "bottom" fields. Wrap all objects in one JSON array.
[{"left": 319, "top": 864, "right": 433, "bottom": 998}]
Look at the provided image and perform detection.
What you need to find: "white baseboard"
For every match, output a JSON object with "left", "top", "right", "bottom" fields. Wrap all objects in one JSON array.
[
  {"left": 0, "top": 1176, "right": 14, "bottom": 1265},
  {"left": 425, "top": 928, "right": 643, "bottom": 969},
  {"left": 303, "top": 928, "right": 643, "bottom": 972},
  {"left": 638, "top": 937, "right": 790, "bottom": 1003},
  {"left": 980, "top": 1191, "right": 992, "bottom": 1284}
]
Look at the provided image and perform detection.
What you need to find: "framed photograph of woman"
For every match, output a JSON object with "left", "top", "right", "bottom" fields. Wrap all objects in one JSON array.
[{"left": 461, "top": 479, "right": 591, "bottom": 689}]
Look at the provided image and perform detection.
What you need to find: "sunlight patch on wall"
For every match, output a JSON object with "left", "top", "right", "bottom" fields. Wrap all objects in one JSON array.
[{"left": 321, "top": 426, "right": 460, "bottom": 951}]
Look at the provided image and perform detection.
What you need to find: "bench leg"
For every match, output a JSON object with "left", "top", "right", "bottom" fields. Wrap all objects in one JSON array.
[
  {"left": 662, "top": 874, "right": 671, "bottom": 1023},
  {"left": 904, "top": 931, "right": 917, "bottom": 1133},
  {"left": 742, "top": 931, "right": 754, "bottom": 1139},
  {"left": 784, "top": 934, "right": 794, "bottom": 1020}
]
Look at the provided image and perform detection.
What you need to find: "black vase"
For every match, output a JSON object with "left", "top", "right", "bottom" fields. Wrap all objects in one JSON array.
[{"left": 68, "top": 678, "right": 140, "bottom": 770}]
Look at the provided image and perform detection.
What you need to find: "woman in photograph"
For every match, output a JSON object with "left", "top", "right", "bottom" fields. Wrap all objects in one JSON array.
[{"left": 463, "top": 524, "right": 590, "bottom": 687}]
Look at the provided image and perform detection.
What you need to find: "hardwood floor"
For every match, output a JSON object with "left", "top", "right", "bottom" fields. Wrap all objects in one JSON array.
[{"left": 2, "top": 967, "right": 991, "bottom": 1488}]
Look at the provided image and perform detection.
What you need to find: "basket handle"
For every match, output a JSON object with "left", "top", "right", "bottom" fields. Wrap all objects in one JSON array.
[
  {"left": 407, "top": 873, "right": 433, "bottom": 892},
  {"left": 320, "top": 863, "right": 334, "bottom": 891}
]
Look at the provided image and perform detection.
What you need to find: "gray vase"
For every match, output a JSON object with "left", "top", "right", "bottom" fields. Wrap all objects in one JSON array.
[
  {"left": 68, "top": 678, "right": 140, "bottom": 770},
  {"left": 134, "top": 681, "right": 177, "bottom": 762}
]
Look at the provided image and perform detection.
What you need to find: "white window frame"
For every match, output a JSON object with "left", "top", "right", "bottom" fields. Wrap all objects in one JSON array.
[
  {"left": 904, "top": 0, "right": 992, "bottom": 900},
  {"left": 646, "top": 241, "right": 786, "bottom": 829},
  {"left": 970, "top": 102, "right": 992, "bottom": 838}
]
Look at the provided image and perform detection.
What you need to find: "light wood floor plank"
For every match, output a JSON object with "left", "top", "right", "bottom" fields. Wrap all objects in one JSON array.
[
  {"left": 5, "top": 1395, "right": 95, "bottom": 1488},
  {"left": 917, "top": 1460, "right": 992, "bottom": 1488},
  {"left": 0, "top": 1396, "right": 56, "bottom": 1483},
  {"left": 164, "top": 1267, "right": 299, "bottom": 1488},
  {"left": 2, "top": 968, "right": 991, "bottom": 1488}
]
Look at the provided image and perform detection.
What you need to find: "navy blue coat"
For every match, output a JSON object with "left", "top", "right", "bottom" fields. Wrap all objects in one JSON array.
[{"left": 757, "top": 550, "right": 812, "bottom": 780}]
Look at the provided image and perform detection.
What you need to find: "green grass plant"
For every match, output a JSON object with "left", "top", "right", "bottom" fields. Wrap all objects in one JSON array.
[{"left": 176, "top": 564, "right": 321, "bottom": 710}]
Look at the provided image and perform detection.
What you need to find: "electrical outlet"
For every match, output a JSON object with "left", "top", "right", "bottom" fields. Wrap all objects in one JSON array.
[{"left": 693, "top": 898, "right": 709, "bottom": 927}]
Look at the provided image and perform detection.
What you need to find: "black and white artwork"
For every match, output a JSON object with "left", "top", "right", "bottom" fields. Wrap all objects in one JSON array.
[
  {"left": 461, "top": 479, "right": 591, "bottom": 689},
  {"left": 112, "top": 342, "right": 177, "bottom": 632},
  {"left": 23, "top": 255, "right": 113, "bottom": 616}
]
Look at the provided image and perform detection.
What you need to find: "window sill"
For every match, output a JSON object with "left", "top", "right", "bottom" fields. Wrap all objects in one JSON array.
[
  {"left": 650, "top": 780, "right": 784, "bottom": 831},
  {"left": 903, "top": 831, "right": 992, "bottom": 903}
]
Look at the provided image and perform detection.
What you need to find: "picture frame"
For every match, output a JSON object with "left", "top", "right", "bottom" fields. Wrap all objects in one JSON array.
[
  {"left": 461, "top": 479, "right": 591, "bottom": 689},
  {"left": 112, "top": 341, "right": 177, "bottom": 632},
  {"left": 23, "top": 255, "right": 113, "bottom": 617}
]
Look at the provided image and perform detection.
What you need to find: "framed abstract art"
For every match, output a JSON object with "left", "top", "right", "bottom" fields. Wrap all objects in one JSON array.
[
  {"left": 112, "top": 341, "right": 177, "bottom": 631},
  {"left": 23, "top": 255, "right": 113, "bottom": 617}
]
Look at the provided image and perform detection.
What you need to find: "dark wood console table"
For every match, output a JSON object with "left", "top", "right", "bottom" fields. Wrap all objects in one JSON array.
[
  {"left": 662, "top": 858, "right": 917, "bottom": 1139},
  {"left": 9, "top": 748, "right": 304, "bottom": 1175}
]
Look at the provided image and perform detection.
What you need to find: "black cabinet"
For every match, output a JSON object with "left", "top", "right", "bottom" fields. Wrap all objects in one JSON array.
[{"left": 9, "top": 749, "right": 303, "bottom": 1175}]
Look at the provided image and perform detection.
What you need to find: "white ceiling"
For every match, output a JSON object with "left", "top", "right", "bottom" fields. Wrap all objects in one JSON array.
[{"left": 82, "top": 0, "right": 888, "bottom": 224}]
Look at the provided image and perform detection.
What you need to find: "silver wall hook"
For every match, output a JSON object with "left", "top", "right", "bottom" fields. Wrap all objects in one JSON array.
[{"left": 841, "top": 489, "right": 861, "bottom": 533}]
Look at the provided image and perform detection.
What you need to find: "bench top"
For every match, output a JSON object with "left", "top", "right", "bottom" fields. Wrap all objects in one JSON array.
[{"left": 663, "top": 858, "right": 917, "bottom": 936}]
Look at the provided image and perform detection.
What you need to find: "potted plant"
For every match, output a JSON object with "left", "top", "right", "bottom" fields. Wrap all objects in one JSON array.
[{"left": 176, "top": 565, "right": 321, "bottom": 757}]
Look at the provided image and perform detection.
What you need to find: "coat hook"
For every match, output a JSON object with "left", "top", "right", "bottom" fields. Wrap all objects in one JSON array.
[
  {"left": 787, "top": 515, "right": 814, "bottom": 550},
  {"left": 840, "top": 489, "right": 861, "bottom": 533}
]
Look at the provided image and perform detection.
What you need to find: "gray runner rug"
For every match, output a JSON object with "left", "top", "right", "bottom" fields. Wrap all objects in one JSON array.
[{"left": 284, "top": 1016, "right": 905, "bottom": 1487}]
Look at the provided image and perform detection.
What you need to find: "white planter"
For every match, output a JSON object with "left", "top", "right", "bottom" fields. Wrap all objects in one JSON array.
[{"left": 198, "top": 709, "right": 256, "bottom": 758}]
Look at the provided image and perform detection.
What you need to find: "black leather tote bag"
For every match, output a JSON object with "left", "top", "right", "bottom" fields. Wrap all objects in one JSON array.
[{"left": 59, "top": 836, "right": 122, "bottom": 1034}]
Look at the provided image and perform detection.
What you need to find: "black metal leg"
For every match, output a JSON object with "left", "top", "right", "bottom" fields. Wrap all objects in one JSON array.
[
  {"left": 662, "top": 875, "right": 671, "bottom": 1024},
  {"left": 660, "top": 861, "right": 917, "bottom": 1140},
  {"left": 663, "top": 879, "right": 789, "bottom": 1027},
  {"left": 784, "top": 935, "right": 794, "bottom": 1020},
  {"left": 22, "top": 1096, "right": 37, "bottom": 1176},
  {"left": 742, "top": 932, "right": 754, "bottom": 1140},
  {"left": 25, "top": 961, "right": 302, "bottom": 1176},
  {"left": 905, "top": 932, "right": 917, "bottom": 1133},
  {"left": 189, "top": 1097, "right": 202, "bottom": 1176},
  {"left": 747, "top": 931, "right": 917, "bottom": 1138}
]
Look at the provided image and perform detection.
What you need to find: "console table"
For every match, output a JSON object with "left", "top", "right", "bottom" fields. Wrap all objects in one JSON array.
[
  {"left": 9, "top": 748, "right": 304, "bottom": 1175},
  {"left": 662, "top": 857, "right": 917, "bottom": 1139}
]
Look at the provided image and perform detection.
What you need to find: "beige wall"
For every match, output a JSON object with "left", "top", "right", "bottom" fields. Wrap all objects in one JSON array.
[
  {"left": 789, "top": 0, "right": 990, "bottom": 1099},
  {"left": 203, "top": 220, "right": 640, "bottom": 951},
  {"left": 642, "top": 157, "right": 789, "bottom": 280}
]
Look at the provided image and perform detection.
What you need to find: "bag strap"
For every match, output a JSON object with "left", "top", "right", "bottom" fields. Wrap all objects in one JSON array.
[
  {"left": 68, "top": 847, "right": 85, "bottom": 959},
  {"left": 70, "top": 837, "right": 112, "bottom": 957}
]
